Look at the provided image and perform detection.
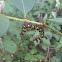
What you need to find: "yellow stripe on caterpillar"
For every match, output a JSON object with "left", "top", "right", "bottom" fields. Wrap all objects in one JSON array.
[
  {"left": 41, "top": 35, "right": 43, "bottom": 37},
  {"left": 22, "top": 28, "right": 27, "bottom": 31},
  {"left": 23, "top": 25, "right": 26, "bottom": 28},
  {"left": 39, "top": 37, "right": 41, "bottom": 39},
  {"left": 27, "top": 25, "right": 30, "bottom": 28},
  {"left": 36, "top": 27, "right": 39, "bottom": 30},
  {"left": 31, "top": 25, "right": 34, "bottom": 28},
  {"left": 39, "top": 29, "right": 42, "bottom": 31}
]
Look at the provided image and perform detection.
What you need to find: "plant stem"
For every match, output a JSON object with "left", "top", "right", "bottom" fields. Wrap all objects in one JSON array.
[
  {"left": 7, "top": 16, "right": 43, "bottom": 25},
  {"left": 44, "top": 24, "right": 62, "bottom": 36},
  {"left": 6, "top": 16, "right": 62, "bottom": 36}
]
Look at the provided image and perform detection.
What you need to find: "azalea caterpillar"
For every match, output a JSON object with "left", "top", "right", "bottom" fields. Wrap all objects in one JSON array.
[{"left": 20, "top": 21, "right": 44, "bottom": 40}]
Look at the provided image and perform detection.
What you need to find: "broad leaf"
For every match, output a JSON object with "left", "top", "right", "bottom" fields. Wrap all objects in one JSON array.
[
  {"left": 0, "top": 14, "right": 9, "bottom": 37},
  {"left": 3, "top": 40, "right": 17, "bottom": 53},
  {"left": 10, "top": 0, "right": 35, "bottom": 14}
]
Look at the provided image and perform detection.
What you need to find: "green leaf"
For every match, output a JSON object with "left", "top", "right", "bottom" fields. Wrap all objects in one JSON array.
[
  {"left": 50, "top": 56, "right": 60, "bottom": 62},
  {"left": 49, "top": 18, "right": 62, "bottom": 23},
  {"left": 51, "top": 12, "right": 56, "bottom": 18},
  {"left": 27, "top": 31, "right": 34, "bottom": 35},
  {"left": 34, "top": 40, "right": 40, "bottom": 46},
  {"left": 35, "top": 54, "right": 44, "bottom": 59},
  {"left": 34, "top": 30, "right": 39, "bottom": 37},
  {"left": 41, "top": 38, "right": 50, "bottom": 50},
  {"left": 56, "top": 53, "right": 62, "bottom": 62},
  {"left": 10, "top": 0, "right": 35, "bottom": 14},
  {"left": 0, "top": 38, "right": 3, "bottom": 48},
  {"left": 16, "top": 10, "right": 23, "bottom": 18},
  {"left": 42, "top": 44, "right": 47, "bottom": 50},
  {"left": 8, "top": 21, "right": 20, "bottom": 38},
  {"left": 3, "top": 40, "right": 17, "bottom": 53},
  {"left": 56, "top": 0, "right": 61, "bottom": 9},
  {"left": 5, "top": 55, "right": 12, "bottom": 62},
  {"left": 34, "top": 41, "right": 38, "bottom": 46},
  {"left": 2, "top": 35, "right": 11, "bottom": 41},
  {"left": 0, "top": 43, "right": 2, "bottom": 48},
  {"left": 4, "top": 2, "right": 15, "bottom": 14},
  {"left": 49, "top": 0, "right": 55, "bottom": 4},
  {"left": 42, "top": 38, "right": 50, "bottom": 46},
  {"left": 25, "top": 53, "right": 35, "bottom": 61},
  {"left": 43, "top": 14, "right": 48, "bottom": 20},
  {"left": 33, "top": 11, "right": 41, "bottom": 15},
  {"left": 53, "top": 34, "right": 60, "bottom": 41},
  {"left": 30, "top": 49, "right": 37, "bottom": 55},
  {"left": 0, "top": 14, "right": 9, "bottom": 37},
  {"left": 60, "top": 37, "right": 62, "bottom": 44},
  {"left": 44, "top": 31, "right": 52, "bottom": 39},
  {"left": 29, "top": 37, "right": 33, "bottom": 41},
  {"left": 54, "top": 24, "right": 61, "bottom": 31}
]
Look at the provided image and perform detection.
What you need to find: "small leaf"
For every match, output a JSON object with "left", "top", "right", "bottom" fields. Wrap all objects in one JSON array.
[
  {"left": 43, "top": 14, "right": 48, "bottom": 20},
  {"left": 30, "top": 49, "right": 37, "bottom": 55},
  {"left": 51, "top": 12, "right": 56, "bottom": 18},
  {"left": 34, "top": 40, "right": 40, "bottom": 46},
  {"left": 56, "top": 0, "right": 61, "bottom": 9},
  {"left": 29, "top": 37, "right": 33, "bottom": 41},
  {"left": 34, "top": 41, "right": 38, "bottom": 46}
]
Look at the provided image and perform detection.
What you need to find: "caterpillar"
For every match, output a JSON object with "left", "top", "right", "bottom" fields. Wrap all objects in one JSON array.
[{"left": 20, "top": 21, "right": 44, "bottom": 40}]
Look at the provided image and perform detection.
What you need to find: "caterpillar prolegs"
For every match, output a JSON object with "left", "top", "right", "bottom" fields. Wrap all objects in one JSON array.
[{"left": 20, "top": 21, "right": 44, "bottom": 41}]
